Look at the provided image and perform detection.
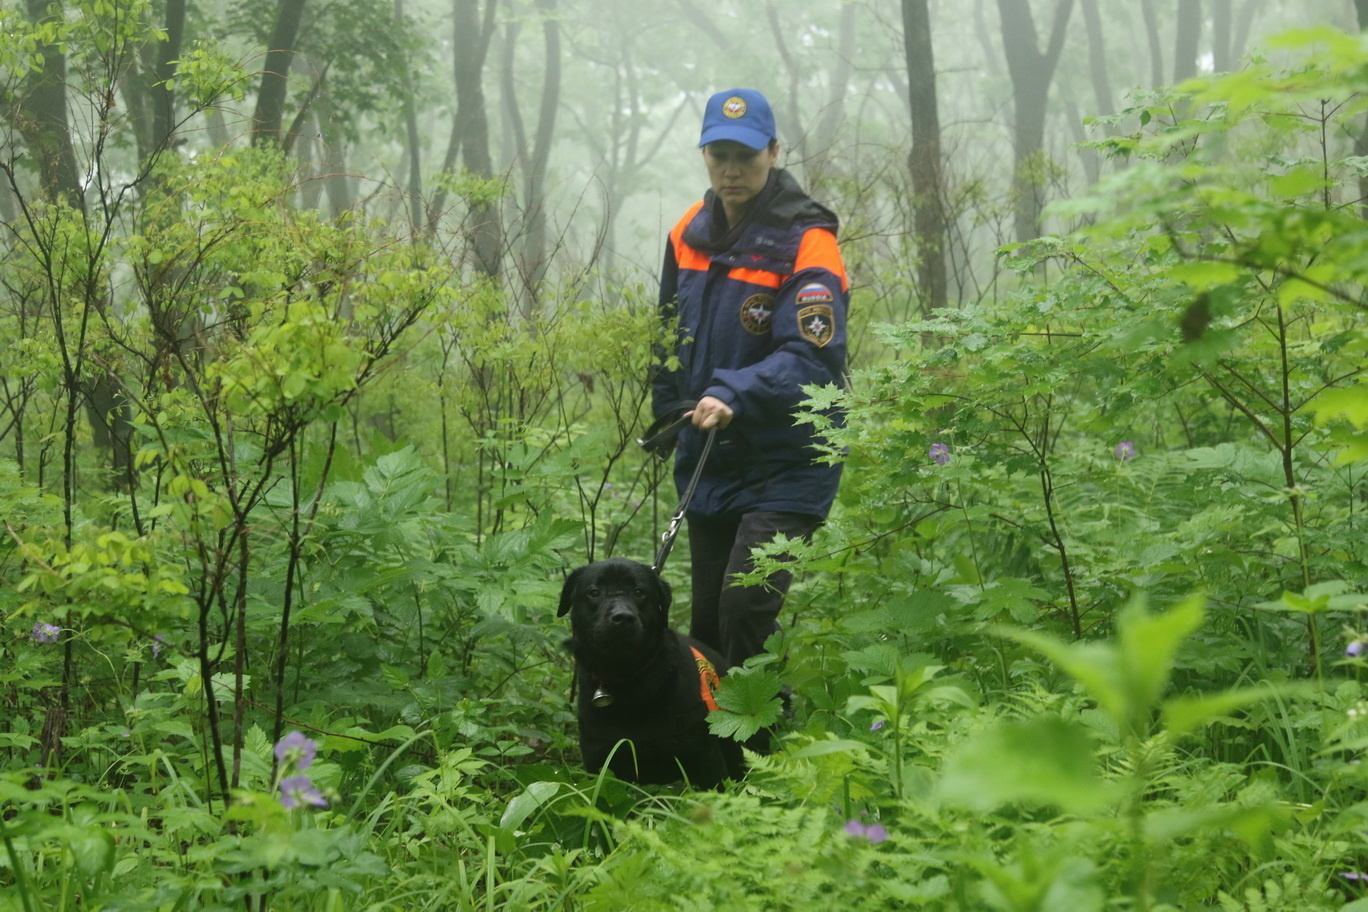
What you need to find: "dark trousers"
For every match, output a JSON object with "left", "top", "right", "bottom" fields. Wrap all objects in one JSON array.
[{"left": 686, "top": 511, "right": 822, "bottom": 671}]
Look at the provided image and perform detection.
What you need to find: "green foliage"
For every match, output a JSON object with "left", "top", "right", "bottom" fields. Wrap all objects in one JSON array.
[{"left": 8, "top": 15, "right": 1368, "bottom": 912}]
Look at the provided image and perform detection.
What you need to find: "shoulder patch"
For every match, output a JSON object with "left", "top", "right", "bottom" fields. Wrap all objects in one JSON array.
[
  {"left": 798, "top": 304, "right": 835, "bottom": 347},
  {"left": 796, "top": 282, "right": 834, "bottom": 306},
  {"left": 740, "top": 294, "right": 775, "bottom": 334}
]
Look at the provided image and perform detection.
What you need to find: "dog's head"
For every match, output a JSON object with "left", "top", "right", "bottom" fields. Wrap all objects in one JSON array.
[{"left": 558, "top": 558, "right": 671, "bottom": 660}]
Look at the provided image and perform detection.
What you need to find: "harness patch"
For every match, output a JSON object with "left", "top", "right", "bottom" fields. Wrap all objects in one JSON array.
[
  {"left": 740, "top": 294, "right": 775, "bottom": 335},
  {"left": 690, "top": 646, "right": 722, "bottom": 712},
  {"left": 798, "top": 304, "right": 835, "bottom": 347}
]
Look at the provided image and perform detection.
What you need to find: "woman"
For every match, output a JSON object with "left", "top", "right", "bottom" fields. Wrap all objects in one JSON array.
[{"left": 651, "top": 88, "right": 850, "bottom": 725}]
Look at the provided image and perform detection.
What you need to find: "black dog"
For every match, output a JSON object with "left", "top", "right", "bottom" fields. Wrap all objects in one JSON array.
[{"left": 558, "top": 558, "right": 744, "bottom": 788}]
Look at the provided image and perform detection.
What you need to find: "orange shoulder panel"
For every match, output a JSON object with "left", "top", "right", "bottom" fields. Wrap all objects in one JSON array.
[
  {"left": 726, "top": 267, "right": 782, "bottom": 289},
  {"left": 794, "top": 228, "right": 848, "bottom": 292},
  {"left": 670, "top": 201, "right": 710, "bottom": 272}
]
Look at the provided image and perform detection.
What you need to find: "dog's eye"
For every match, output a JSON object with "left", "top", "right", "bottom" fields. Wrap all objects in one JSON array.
[
  {"left": 587, "top": 587, "right": 601, "bottom": 598},
  {"left": 633, "top": 587, "right": 646, "bottom": 598}
]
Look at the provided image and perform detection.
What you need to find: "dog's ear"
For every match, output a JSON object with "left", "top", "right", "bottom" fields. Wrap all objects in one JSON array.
[
  {"left": 558, "top": 566, "right": 583, "bottom": 617},
  {"left": 653, "top": 570, "right": 672, "bottom": 615}
]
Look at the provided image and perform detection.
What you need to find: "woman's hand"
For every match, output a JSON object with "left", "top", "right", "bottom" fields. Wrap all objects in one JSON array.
[{"left": 689, "top": 396, "right": 734, "bottom": 430}]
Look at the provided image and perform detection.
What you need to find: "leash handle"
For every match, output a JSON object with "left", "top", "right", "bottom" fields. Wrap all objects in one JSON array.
[{"left": 652, "top": 426, "right": 716, "bottom": 573}]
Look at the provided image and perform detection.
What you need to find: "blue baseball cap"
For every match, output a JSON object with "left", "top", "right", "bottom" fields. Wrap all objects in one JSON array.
[{"left": 698, "top": 89, "right": 776, "bottom": 150}]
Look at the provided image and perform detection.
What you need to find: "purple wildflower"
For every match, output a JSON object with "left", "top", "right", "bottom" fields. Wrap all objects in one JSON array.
[
  {"left": 31, "top": 622, "right": 60, "bottom": 644},
  {"left": 274, "top": 731, "right": 319, "bottom": 771},
  {"left": 844, "top": 819, "right": 888, "bottom": 844},
  {"left": 929, "top": 443, "right": 951, "bottom": 466},
  {"left": 1349, "top": 641, "right": 1365, "bottom": 658},
  {"left": 1115, "top": 441, "right": 1137, "bottom": 462},
  {"left": 279, "top": 774, "right": 328, "bottom": 809},
  {"left": 870, "top": 720, "right": 885, "bottom": 732}
]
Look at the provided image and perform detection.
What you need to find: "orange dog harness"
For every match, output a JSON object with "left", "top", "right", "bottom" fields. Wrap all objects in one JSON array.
[{"left": 690, "top": 646, "right": 722, "bottom": 712}]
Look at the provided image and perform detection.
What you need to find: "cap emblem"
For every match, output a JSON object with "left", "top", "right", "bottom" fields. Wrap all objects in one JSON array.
[{"left": 723, "top": 96, "right": 747, "bottom": 119}]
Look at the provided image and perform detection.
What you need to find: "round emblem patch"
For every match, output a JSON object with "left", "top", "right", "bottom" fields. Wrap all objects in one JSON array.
[
  {"left": 740, "top": 294, "right": 775, "bottom": 335},
  {"left": 723, "top": 96, "right": 747, "bottom": 119}
]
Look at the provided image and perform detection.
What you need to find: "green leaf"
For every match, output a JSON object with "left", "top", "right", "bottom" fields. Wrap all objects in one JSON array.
[
  {"left": 1160, "top": 684, "right": 1289, "bottom": 738},
  {"left": 59, "top": 824, "right": 115, "bottom": 878},
  {"left": 1311, "top": 385, "right": 1368, "bottom": 428},
  {"left": 1116, "top": 594, "right": 1205, "bottom": 720},
  {"left": 500, "top": 780, "right": 561, "bottom": 831},
  {"left": 1001, "top": 595, "right": 1204, "bottom": 740},
  {"left": 938, "top": 716, "right": 1113, "bottom": 812},
  {"left": 708, "top": 667, "right": 783, "bottom": 741}
]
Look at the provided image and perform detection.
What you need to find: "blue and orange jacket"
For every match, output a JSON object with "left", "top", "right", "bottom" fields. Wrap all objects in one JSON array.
[{"left": 652, "top": 168, "right": 848, "bottom": 518}]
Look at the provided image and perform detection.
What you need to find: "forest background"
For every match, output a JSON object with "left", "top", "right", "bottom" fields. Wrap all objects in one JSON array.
[{"left": 7, "top": 0, "right": 1368, "bottom": 909}]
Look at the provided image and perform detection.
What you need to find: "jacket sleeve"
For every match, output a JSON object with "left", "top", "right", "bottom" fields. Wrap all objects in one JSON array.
[
  {"left": 651, "top": 238, "right": 684, "bottom": 420},
  {"left": 703, "top": 227, "right": 848, "bottom": 422}
]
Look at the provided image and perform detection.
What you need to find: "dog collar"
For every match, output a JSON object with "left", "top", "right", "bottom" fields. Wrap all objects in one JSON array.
[
  {"left": 689, "top": 646, "right": 722, "bottom": 713},
  {"left": 589, "top": 647, "right": 722, "bottom": 712}
]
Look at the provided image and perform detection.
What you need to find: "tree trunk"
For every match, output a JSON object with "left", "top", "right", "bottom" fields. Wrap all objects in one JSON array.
[
  {"left": 1356, "top": 0, "right": 1368, "bottom": 219},
  {"left": 974, "top": 0, "right": 1004, "bottom": 78},
  {"left": 297, "top": 110, "right": 324, "bottom": 210},
  {"left": 996, "top": 0, "right": 1075, "bottom": 243},
  {"left": 1141, "top": 0, "right": 1165, "bottom": 87},
  {"left": 397, "top": 0, "right": 423, "bottom": 232},
  {"left": 1231, "top": 0, "right": 1265, "bottom": 65},
  {"left": 807, "top": 2, "right": 857, "bottom": 189},
  {"left": 314, "top": 91, "right": 354, "bottom": 217},
  {"left": 252, "top": 0, "right": 308, "bottom": 146},
  {"left": 1173, "top": 0, "right": 1203, "bottom": 83},
  {"left": 151, "top": 0, "right": 187, "bottom": 153},
  {"left": 902, "top": 0, "right": 947, "bottom": 314},
  {"left": 17, "top": 0, "right": 83, "bottom": 206},
  {"left": 766, "top": 1, "right": 808, "bottom": 155},
  {"left": 431, "top": 0, "right": 502, "bottom": 276},
  {"left": 1079, "top": 0, "right": 1115, "bottom": 123},
  {"left": 517, "top": 0, "right": 561, "bottom": 309},
  {"left": 1211, "top": 0, "right": 1233, "bottom": 72}
]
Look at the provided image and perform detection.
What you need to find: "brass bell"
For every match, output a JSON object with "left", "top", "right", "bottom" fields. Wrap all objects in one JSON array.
[{"left": 592, "top": 687, "right": 614, "bottom": 707}]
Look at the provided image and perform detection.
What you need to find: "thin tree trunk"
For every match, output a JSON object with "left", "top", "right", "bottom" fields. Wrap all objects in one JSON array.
[
  {"left": 152, "top": 0, "right": 187, "bottom": 152},
  {"left": 1211, "top": 0, "right": 1233, "bottom": 72},
  {"left": 974, "top": 0, "right": 1004, "bottom": 78},
  {"left": 766, "top": 1, "right": 807, "bottom": 155},
  {"left": 518, "top": 0, "right": 560, "bottom": 308},
  {"left": 1174, "top": 0, "right": 1203, "bottom": 83},
  {"left": 1231, "top": 0, "right": 1265, "bottom": 64},
  {"left": 1356, "top": 0, "right": 1368, "bottom": 219},
  {"left": 252, "top": 0, "right": 308, "bottom": 146},
  {"left": 297, "top": 110, "right": 324, "bottom": 210},
  {"left": 1079, "top": 0, "right": 1116, "bottom": 124},
  {"left": 808, "top": 2, "right": 857, "bottom": 187},
  {"left": 903, "top": 0, "right": 947, "bottom": 314},
  {"left": 398, "top": 0, "right": 423, "bottom": 232},
  {"left": 315, "top": 91, "right": 354, "bottom": 216},
  {"left": 996, "top": 0, "right": 1075, "bottom": 243},
  {"left": 430, "top": 0, "right": 501, "bottom": 275},
  {"left": 18, "top": 0, "right": 82, "bottom": 206},
  {"left": 1141, "top": 0, "right": 1165, "bottom": 87}
]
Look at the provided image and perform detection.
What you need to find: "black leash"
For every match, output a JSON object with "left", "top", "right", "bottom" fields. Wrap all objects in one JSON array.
[{"left": 652, "top": 425, "right": 716, "bottom": 573}]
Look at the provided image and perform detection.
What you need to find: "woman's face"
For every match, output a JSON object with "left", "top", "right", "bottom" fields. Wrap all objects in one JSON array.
[{"left": 702, "top": 140, "right": 778, "bottom": 218}]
